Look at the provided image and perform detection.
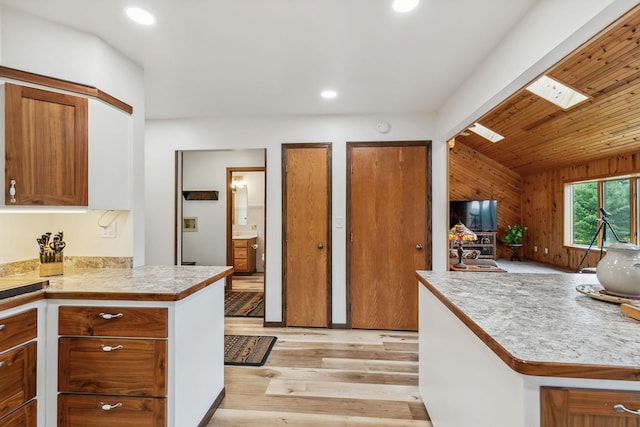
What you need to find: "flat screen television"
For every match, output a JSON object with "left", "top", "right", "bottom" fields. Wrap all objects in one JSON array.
[{"left": 449, "top": 200, "right": 498, "bottom": 231}]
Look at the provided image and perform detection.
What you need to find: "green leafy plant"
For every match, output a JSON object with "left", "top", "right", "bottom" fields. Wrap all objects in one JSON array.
[{"left": 501, "top": 225, "right": 528, "bottom": 245}]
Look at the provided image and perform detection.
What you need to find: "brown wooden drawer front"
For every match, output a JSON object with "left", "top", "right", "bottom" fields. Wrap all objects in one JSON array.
[
  {"left": 234, "top": 259, "right": 249, "bottom": 272},
  {"left": 0, "top": 342, "right": 36, "bottom": 419},
  {"left": 58, "top": 306, "right": 168, "bottom": 338},
  {"left": 542, "top": 387, "right": 640, "bottom": 427},
  {"left": 58, "top": 394, "right": 165, "bottom": 427},
  {"left": 233, "top": 240, "right": 248, "bottom": 248},
  {"left": 58, "top": 337, "right": 167, "bottom": 396},
  {"left": 234, "top": 247, "right": 248, "bottom": 259},
  {"left": 0, "top": 309, "right": 37, "bottom": 353},
  {"left": 0, "top": 399, "right": 37, "bottom": 427}
]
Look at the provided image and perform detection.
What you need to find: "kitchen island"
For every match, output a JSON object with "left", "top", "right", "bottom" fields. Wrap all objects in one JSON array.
[
  {"left": 0, "top": 265, "right": 232, "bottom": 426},
  {"left": 417, "top": 271, "right": 640, "bottom": 427}
]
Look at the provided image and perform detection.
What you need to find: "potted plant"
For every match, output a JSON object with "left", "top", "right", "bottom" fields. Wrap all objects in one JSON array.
[{"left": 501, "top": 225, "right": 528, "bottom": 246}]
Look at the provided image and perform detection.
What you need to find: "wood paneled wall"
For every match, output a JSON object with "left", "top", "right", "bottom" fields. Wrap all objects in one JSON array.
[
  {"left": 448, "top": 142, "right": 522, "bottom": 259},
  {"left": 522, "top": 152, "right": 640, "bottom": 271},
  {"left": 450, "top": 142, "right": 640, "bottom": 268}
]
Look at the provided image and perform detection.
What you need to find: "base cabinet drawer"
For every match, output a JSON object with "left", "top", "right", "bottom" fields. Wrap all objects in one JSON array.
[
  {"left": 58, "top": 337, "right": 167, "bottom": 396},
  {"left": 58, "top": 306, "right": 167, "bottom": 338},
  {"left": 541, "top": 387, "right": 640, "bottom": 426},
  {"left": 58, "top": 394, "right": 166, "bottom": 427},
  {"left": 0, "top": 342, "right": 36, "bottom": 419},
  {"left": 0, "top": 399, "right": 37, "bottom": 426},
  {"left": 0, "top": 309, "right": 37, "bottom": 353}
]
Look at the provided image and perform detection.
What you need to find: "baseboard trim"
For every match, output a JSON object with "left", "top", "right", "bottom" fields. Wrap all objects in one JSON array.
[
  {"left": 197, "top": 387, "right": 226, "bottom": 427},
  {"left": 263, "top": 321, "right": 285, "bottom": 327},
  {"left": 331, "top": 323, "right": 348, "bottom": 329}
]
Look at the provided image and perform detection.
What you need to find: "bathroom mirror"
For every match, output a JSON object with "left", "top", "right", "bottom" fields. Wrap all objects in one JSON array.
[{"left": 233, "top": 186, "right": 248, "bottom": 225}]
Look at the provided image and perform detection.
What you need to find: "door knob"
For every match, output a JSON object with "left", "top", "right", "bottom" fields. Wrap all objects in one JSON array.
[
  {"left": 317, "top": 243, "right": 324, "bottom": 249},
  {"left": 416, "top": 244, "right": 423, "bottom": 250}
]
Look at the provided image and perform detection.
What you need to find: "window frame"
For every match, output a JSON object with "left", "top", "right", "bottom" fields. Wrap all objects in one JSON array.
[{"left": 564, "top": 175, "right": 638, "bottom": 248}]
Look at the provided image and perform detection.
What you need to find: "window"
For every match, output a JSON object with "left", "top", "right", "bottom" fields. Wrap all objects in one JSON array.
[{"left": 565, "top": 177, "right": 637, "bottom": 248}]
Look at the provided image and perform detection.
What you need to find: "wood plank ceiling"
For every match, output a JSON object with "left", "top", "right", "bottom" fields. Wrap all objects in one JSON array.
[{"left": 453, "top": 4, "right": 640, "bottom": 177}]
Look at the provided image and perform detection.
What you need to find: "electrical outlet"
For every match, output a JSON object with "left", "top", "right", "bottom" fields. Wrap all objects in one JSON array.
[
  {"left": 534, "top": 246, "right": 538, "bottom": 252},
  {"left": 251, "top": 224, "right": 257, "bottom": 230},
  {"left": 544, "top": 247, "right": 548, "bottom": 254},
  {"left": 101, "top": 223, "right": 117, "bottom": 238}
]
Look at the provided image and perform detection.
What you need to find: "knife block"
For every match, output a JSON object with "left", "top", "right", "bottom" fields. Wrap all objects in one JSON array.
[{"left": 40, "top": 260, "right": 63, "bottom": 277}]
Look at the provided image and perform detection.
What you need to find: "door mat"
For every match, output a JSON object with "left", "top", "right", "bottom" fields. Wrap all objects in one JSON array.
[
  {"left": 224, "top": 335, "right": 277, "bottom": 366},
  {"left": 225, "top": 291, "right": 264, "bottom": 317}
]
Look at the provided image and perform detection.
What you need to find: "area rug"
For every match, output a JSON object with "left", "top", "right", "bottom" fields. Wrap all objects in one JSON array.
[
  {"left": 224, "top": 335, "right": 277, "bottom": 366},
  {"left": 225, "top": 291, "right": 265, "bottom": 317}
]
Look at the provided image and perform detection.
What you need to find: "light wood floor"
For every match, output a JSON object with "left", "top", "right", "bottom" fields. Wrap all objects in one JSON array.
[{"left": 209, "top": 274, "right": 431, "bottom": 427}]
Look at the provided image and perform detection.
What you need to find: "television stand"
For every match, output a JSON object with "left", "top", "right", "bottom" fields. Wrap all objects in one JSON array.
[{"left": 449, "top": 231, "right": 497, "bottom": 260}]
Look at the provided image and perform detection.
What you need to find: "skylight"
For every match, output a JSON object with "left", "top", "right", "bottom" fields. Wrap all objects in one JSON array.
[
  {"left": 526, "top": 75, "right": 588, "bottom": 110},
  {"left": 468, "top": 123, "right": 504, "bottom": 143}
]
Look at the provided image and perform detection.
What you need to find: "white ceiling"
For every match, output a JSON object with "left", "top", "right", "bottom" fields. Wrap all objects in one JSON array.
[{"left": 0, "top": 0, "right": 538, "bottom": 119}]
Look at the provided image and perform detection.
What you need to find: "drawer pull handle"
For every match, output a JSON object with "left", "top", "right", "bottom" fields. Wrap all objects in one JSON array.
[
  {"left": 99, "top": 312, "right": 123, "bottom": 320},
  {"left": 614, "top": 404, "right": 640, "bottom": 416},
  {"left": 0, "top": 361, "right": 5, "bottom": 368},
  {"left": 100, "top": 344, "right": 124, "bottom": 352},
  {"left": 99, "top": 402, "right": 123, "bottom": 411},
  {"left": 0, "top": 324, "right": 5, "bottom": 331}
]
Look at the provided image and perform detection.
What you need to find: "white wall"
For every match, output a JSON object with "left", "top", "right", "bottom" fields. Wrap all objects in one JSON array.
[
  {"left": 181, "top": 150, "right": 265, "bottom": 267},
  {"left": 145, "top": 114, "right": 437, "bottom": 323},
  {"left": 0, "top": 7, "right": 145, "bottom": 265}
]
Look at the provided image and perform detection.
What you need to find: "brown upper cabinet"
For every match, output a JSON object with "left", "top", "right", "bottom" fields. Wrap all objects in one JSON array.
[{"left": 5, "top": 83, "right": 88, "bottom": 206}]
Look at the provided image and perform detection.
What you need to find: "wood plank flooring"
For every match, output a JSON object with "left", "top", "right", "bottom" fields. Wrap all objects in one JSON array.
[{"left": 209, "top": 274, "right": 431, "bottom": 426}]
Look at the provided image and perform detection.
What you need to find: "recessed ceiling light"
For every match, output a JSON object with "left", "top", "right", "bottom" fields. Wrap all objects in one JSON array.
[
  {"left": 526, "top": 75, "right": 588, "bottom": 110},
  {"left": 321, "top": 90, "right": 337, "bottom": 99},
  {"left": 392, "top": 0, "right": 419, "bottom": 13},
  {"left": 468, "top": 123, "right": 504, "bottom": 143},
  {"left": 126, "top": 7, "right": 155, "bottom": 26}
]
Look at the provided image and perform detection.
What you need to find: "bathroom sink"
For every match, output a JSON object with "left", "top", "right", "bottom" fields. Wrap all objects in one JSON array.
[{"left": 232, "top": 232, "right": 258, "bottom": 239}]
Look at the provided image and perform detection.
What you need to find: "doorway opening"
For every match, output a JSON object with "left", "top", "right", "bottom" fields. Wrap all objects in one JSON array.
[
  {"left": 226, "top": 167, "right": 266, "bottom": 293},
  {"left": 177, "top": 149, "right": 266, "bottom": 298}
]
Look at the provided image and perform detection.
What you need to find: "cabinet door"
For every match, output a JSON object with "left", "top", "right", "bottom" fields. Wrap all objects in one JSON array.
[
  {"left": 542, "top": 387, "right": 640, "bottom": 427},
  {"left": 88, "top": 99, "right": 132, "bottom": 210},
  {"left": 0, "top": 342, "right": 37, "bottom": 419},
  {"left": 5, "top": 83, "right": 88, "bottom": 206}
]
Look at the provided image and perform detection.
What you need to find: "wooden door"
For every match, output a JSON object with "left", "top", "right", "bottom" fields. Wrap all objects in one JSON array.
[
  {"left": 348, "top": 142, "right": 431, "bottom": 331},
  {"left": 283, "top": 144, "right": 331, "bottom": 327}
]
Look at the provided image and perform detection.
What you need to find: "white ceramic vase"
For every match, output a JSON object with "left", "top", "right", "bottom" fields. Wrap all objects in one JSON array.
[{"left": 596, "top": 242, "right": 640, "bottom": 297}]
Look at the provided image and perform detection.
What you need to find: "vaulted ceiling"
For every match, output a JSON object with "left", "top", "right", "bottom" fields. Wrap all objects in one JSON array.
[{"left": 454, "top": 4, "right": 640, "bottom": 177}]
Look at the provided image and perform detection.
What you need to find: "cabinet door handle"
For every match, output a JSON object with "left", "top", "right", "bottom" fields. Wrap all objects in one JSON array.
[
  {"left": 0, "top": 324, "right": 5, "bottom": 331},
  {"left": 614, "top": 404, "right": 640, "bottom": 416},
  {"left": 100, "top": 344, "right": 124, "bottom": 352},
  {"left": 416, "top": 244, "right": 423, "bottom": 250},
  {"left": 99, "top": 312, "right": 123, "bottom": 320},
  {"left": 0, "top": 361, "right": 5, "bottom": 368},
  {"left": 99, "top": 402, "right": 123, "bottom": 411}
]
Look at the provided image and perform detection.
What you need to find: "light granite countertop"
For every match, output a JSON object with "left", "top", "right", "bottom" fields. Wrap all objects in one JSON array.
[
  {"left": 0, "top": 265, "right": 233, "bottom": 306},
  {"left": 417, "top": 271, "right": 640, "bottom": 379}
]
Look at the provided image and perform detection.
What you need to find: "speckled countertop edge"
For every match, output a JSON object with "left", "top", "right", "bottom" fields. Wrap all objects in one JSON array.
[
  {"left": 0, "top": 265, "right": 233, "bottom": 307},
  {"left": 417, "top": 271, "right": 640, "bottom": 379}
]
